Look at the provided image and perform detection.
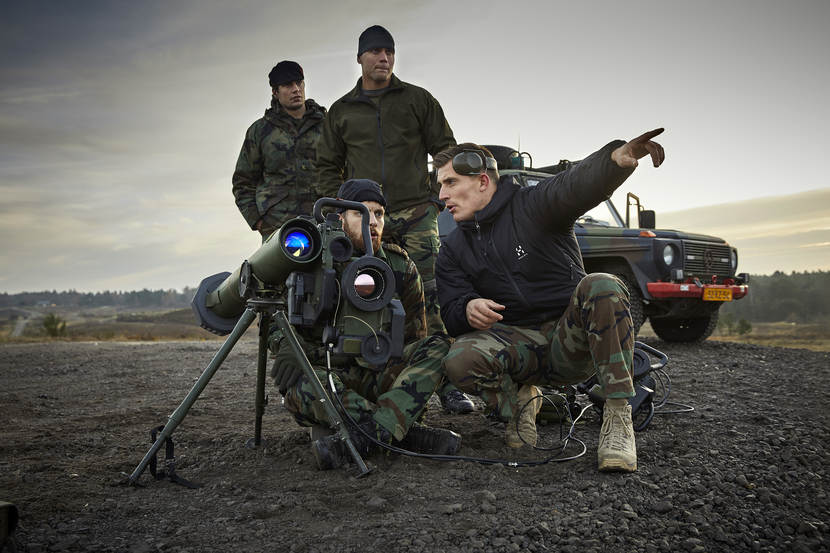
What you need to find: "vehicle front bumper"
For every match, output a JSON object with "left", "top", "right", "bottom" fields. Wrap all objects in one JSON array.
[{"left": 646, "top": 282, "right": 748, "bottom": 300}]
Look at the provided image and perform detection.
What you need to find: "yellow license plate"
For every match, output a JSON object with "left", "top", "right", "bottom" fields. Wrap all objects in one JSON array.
[{"left": 703, "top": 288, "right": 732, "bottom": 301}]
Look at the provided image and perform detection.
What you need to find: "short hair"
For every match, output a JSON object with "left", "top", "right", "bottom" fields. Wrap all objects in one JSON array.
[{"left": 433, "top": 142, "right": 499, "bottom": 183}]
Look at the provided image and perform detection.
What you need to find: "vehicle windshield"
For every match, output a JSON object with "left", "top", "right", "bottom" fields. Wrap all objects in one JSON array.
[{"left": 577, "top": 202, "right": 623, "bottom": 228}]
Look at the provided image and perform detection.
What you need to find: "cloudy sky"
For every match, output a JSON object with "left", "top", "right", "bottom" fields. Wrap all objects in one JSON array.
[{"left": 1, "top": 0, "right": 828, "bottom": 293}]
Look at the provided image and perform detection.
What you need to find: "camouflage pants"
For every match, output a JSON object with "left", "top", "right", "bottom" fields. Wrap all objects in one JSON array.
[
  {"left": 442, "top": 273, "right": 635, "bottom": 420},
  {"left": 282, "top": 334, "right": 449, "bottom": 441},
  {"left": 385, "top": 202, "right": 445, "bottom": 336}
]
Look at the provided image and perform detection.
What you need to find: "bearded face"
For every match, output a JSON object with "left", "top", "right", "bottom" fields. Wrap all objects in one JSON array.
[{"left": 341, "top": 200, "right": 385, "bottom": 253}]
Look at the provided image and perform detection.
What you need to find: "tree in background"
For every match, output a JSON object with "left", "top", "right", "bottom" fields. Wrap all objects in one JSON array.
[
  {"left": 721, "top": 270, "right": 830, "bottom": 323},
  {"left": 718, "top": 312, "right": 736, "bottom": 335},
  {"left": 42, "top": 313, "right": 66, "bottom": 337}
]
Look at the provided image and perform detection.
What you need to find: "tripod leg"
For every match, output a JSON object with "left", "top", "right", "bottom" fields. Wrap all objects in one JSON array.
[
  {"left": 272, "top": 311, "right": 372, "bottom": 477},
  {"left": 127, "top": 307, "right": 258, "bottom": 485},
  {"left": 252, "top": 311, "right": 271, "bottom": 447}
]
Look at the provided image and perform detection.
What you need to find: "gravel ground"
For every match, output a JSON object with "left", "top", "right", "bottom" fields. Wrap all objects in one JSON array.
[{"left": 1, "top": 338, "right": 828, "bottom": 552}]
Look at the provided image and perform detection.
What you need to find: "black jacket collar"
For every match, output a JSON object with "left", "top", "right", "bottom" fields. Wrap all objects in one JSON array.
[{"left": 458, "top": 175, "right": 520, "bottom": 231}]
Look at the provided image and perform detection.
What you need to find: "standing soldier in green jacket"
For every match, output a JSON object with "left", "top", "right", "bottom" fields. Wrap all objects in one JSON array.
[
  {"left": 233, "top": 61, "right": 326, "bottom": 240},
  {"left": 317, "top": 25, "right": 474, "bottom": 414}
]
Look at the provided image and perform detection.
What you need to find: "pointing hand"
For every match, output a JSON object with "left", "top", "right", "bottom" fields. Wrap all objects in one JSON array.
[{"left": 611, "top": 128, "right": 665, "bottom": 169}]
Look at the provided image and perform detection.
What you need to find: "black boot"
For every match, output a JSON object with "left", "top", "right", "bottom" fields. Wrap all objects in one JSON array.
[
  {"left": 396, "top": 423, "right": 462, "bottom": 455},
  {"left": 439, "top": 387, "right": 475, "bottom": 414},
  {"left": 311, "top": 421, "right": 390, "bottom": 470}
]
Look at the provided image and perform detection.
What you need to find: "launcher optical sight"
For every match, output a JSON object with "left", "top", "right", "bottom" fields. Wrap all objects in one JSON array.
[{"left": 191, "top": 198, "right": 404, "bottom": 366}]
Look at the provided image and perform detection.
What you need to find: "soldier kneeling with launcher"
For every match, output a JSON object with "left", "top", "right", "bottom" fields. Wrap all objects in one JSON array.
[{"left": 270, "top": 179, "right": 461, "bottom": 469}]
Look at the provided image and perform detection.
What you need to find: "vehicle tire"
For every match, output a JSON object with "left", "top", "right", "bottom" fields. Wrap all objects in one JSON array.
[
  {"left": 617, "top": 275, "right": 645, "bottom": 337},
  {"left": 650, "top": 310, "right": 720, "bottom": 343}
]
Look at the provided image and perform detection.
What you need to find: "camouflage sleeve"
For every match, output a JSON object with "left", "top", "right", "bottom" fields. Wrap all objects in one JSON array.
[
  {"left": 316, "top": 107, "right": 347, "bottom": 200},
  {"left": 399, "top": 255, "right": 428, "bottom": 343},
  {"left": 232, "top": 122, "right": 265, "bottom": 230},
  {"left": 524, "top": 140, "right": 634, "bottom": 230},
  {"left": 420, "top": 89, "right": 456, "bottom": 156}
]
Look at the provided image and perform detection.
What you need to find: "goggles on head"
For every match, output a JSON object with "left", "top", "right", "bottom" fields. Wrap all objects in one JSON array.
[{"left": 452, "top": 150, "right": 498, "bottom": 176}]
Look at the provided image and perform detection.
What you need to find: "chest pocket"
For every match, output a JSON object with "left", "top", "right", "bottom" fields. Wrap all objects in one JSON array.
[
  {"left": 382, "top": 101, "right": 421, "bottom": 147},
  {"left": 341, "top": 105, "right": 380, "bottom": 145},
  {"left": 295, "top": 122, "right": 321, "bottom": 160},
  {"left": 511, "top": 207, "right": 574, "bottom": 282}
]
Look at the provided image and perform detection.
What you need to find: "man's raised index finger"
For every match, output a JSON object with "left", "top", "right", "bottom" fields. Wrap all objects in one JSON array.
[{"left": 633, "top": 128, "right": 664, "bottom": 143}]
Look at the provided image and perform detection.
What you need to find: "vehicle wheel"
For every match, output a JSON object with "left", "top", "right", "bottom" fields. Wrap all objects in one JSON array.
[
  {"left": 618, "top": 276, "right": 645, "bottom": 337},
  {"left": 650, "top": 310, "right": 720, "bottom": 343}
]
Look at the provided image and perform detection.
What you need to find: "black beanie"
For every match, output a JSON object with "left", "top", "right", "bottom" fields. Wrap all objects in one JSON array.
[
  {"left": 358, "top": 25, "right": 394, "bottom": 56},
  {"left": 337, "top": 179, "right": 387, "bottom": 208},
  {"left": 268, "top": 61, "right": 304, "bottom": 87}
]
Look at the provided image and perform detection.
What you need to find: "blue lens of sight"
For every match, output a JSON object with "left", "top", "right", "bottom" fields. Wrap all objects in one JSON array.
[{"left": 284, "top": 231, "right": 311, "bottom": 258}]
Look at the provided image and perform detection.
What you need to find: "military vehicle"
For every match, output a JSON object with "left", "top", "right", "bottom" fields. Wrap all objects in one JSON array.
[{"left": 436, "top": 145, "right": 749, "bottom": 343}]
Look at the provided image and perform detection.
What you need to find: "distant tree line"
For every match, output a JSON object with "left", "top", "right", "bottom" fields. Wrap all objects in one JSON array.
[
  {"left": 0, "top": 288, "right": 196, "bottom": 309},
  {"left": 721, "top": 270, "right": 829, "bottom": 322},
  {"left": 3, "top": 270, "right": 828, "bottom": 322}
]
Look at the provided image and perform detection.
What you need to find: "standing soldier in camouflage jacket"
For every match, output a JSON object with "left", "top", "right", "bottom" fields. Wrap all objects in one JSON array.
[
  {"left": 317, "top": 25, "right": 474, "bottom": 415},
  {"left": 233, "top": 61, "right": 325, "bottom": 240},
  {"left": 434, "top": 130, "right": 666, "bottom": 472},
  {"left": 270, "top": 179, "right": 461, "bottom": 470}
]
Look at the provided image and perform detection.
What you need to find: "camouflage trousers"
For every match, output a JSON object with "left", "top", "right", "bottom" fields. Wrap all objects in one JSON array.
[
  {"left": 385, "top": 202, "right": 445, "bottom": 336},
  {"left": 282, "top": 334, "right": 449, "bottom": 441},
  {"left": 442, "top": 273, "right": 635, "bottom": 421}
]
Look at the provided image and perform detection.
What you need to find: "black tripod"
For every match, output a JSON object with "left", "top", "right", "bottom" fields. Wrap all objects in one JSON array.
[{"left": 125, "top": 300, "right": 372, "bottom": 486}]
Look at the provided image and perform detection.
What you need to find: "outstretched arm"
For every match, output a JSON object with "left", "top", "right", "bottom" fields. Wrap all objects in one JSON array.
[{"left": 611, "top": 128, "right": 665, "bottom": 168}]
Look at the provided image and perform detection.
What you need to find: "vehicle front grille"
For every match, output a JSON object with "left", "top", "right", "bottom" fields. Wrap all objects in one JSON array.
[{"left": 682, "top": 241, "right": 732, "bottom": 278}]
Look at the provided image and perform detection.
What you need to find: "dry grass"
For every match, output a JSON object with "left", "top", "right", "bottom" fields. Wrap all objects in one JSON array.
[
  {"left": 4, "top": 307, "right": 829, "bottom": 352},
  {"left": 708, "top": 322, "right": 830, "bottom": 352},
  {"left": 639, "top": 321, "right": 830, "bottom": 352},
  {"left": 0, "top": 308, "right": 249, "bottom": 342}
]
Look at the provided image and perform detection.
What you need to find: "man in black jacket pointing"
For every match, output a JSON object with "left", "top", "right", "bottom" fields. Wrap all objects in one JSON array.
[{"left": 434, "top": 129, "right": 665, "bottom": 472}]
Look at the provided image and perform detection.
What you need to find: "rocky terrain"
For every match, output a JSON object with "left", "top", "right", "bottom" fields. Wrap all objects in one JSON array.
[{"left": 1, "top": 338, "right": 828, "bottom": 552}]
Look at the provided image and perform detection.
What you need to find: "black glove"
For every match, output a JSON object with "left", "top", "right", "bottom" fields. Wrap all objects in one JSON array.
[{"left": 271, "top": 341, "right": 303, "bottom": 395}]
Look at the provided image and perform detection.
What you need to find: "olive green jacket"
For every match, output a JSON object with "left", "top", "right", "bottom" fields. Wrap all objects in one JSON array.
[
  {"left": 377, "top": 242, "right": 427, "bottom": 343},
  {"left": 316, "top": 75, "right": 455, "bottom": 210},
  {"left": 232, "top": 99, "right": 326, "bottom": 232}
]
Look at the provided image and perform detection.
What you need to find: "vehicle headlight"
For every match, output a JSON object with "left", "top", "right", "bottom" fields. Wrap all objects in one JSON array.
[
  {"left": 731, "top": 248, "right": 738, "bottom": 271},
  {"left": 662, "top": 244, "right": 676, "bottom": 266}
]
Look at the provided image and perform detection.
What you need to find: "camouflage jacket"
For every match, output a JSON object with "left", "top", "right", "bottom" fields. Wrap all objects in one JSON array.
[
  {"left": 232, "top": 99, "right": 326, "bottom": 232},
  {"left": 376, "top": 242, "right": 427, "bottom": 344},
  {"left": 436, "top": 141, "right": 634, "bottom": 336},
  {"left": 316, "top": 75, "right": 455, "bottom": 211}
]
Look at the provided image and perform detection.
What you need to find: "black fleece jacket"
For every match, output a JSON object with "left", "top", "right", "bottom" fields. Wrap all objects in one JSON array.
[{"left": 436, "top": 140, "right": 634, "bottom": 337}]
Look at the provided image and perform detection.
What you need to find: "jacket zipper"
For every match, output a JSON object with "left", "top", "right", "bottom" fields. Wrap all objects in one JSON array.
[
  {"left": 376, "top": 106, "right": 385, "bottom": 185},
  {"left": 476, "top": 218, "right": 532, "bottom": 310}
]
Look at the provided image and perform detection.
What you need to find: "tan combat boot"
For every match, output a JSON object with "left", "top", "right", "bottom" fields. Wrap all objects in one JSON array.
[
  {"left": 505, "top": 385, "right": 543, "bottom": 448},
  {"left": 597, "top": 399, "right": 637, "bottom": 472}
]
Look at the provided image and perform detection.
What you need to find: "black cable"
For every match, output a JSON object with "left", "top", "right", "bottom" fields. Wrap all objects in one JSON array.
[
  {"left": 649, "top": 368, "right": 695, "bottom": 414},
  {"left": 326, "top": 371, "right": 588, "bottom": 467}
]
